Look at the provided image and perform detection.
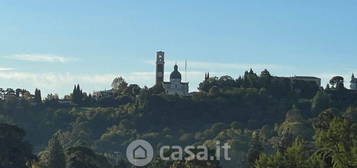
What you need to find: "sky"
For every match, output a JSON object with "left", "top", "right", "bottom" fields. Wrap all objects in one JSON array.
[{"left": 0, "top": 0, "right": 356, "bottom": 97}]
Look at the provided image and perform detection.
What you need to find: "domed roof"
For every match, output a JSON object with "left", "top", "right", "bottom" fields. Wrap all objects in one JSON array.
[{"left": 170, "top": 64, "right": 181, "bottom": 80}]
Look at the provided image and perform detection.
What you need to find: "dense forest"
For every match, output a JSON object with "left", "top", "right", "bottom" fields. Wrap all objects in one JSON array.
[{"left": 0, "top": 69, "right": 356, "bottom": 168}]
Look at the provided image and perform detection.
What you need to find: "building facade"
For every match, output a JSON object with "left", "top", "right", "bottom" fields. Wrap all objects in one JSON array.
[
  {"left": 92, "top": 89, "right": 114, "bottom": 99},
  {"left": 162, "top": 64, "right": 189, "bottom": 95},
  {"left": 155, "top": 51, "right": 189, "bottom": 96},
  {"left": 290, "top": 76, "right": 321, "bottom": 87}
]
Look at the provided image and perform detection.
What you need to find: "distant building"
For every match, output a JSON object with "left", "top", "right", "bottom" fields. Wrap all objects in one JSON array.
[
  {"left": 92, "top": 89, "right": 114, "bottom": 99},
  {"left": 351, "top": 73, "right": 357, "bottom": 90},
  {"left": 155, "top": 51, "right": 189, "bottom": 96},
  {"left": 289, "top": 76, "right": 321, "bottom": 87},
  {"left": 162, "top": 64, "right": 189, "bottom": 95},
  {"left": 3, "top": 94, "right": 17, "bottom": 101}
]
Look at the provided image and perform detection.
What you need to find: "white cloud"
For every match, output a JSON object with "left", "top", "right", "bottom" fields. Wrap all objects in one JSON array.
[
  {"left": 4, "top": 54, "right": 77, "bottom": 63},
  {"left": 0, "top": 71, "right": 113, "bottom": 88},
  {"left": 0, "top": 70, "right": 212, "bottom": 97},
  {"left": 0, "top": 67, "right": 14, "bottom": 71}
]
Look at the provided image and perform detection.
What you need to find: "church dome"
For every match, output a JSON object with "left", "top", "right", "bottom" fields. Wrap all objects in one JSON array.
[{"left": 170, "top": 64, "right": 182, "bottom": 80}]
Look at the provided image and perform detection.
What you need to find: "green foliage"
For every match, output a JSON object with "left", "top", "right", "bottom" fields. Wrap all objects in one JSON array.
[
  {"left": 255, "top": 139, "right": 323, "bottom": 168},
  {"left": 169, "top": 160, "right": 222, "bottom": 168},
  {"left": 343, "top": 106, "right": 357, "bottom": 122},
  {"left": 311, "top": 91, "right": 332, "bottom": 115},
  {"left": 247, "top": 132, "right": 263, "bottom": 167},
  {"left": 0, "top": 70, "right": 357, "bottom": 168},
  {"left": 47, "top": 134, "right": 66, "bottom": 168},
  {"left": 34, "top": 89, "right": 42, "bottom": 104},
  {"left": 66, "top": 146, "right": 111, "bottom": 168},
  {"left": 149, "top": 83, "right": 165, "bottom": 94},
  {"left": 314, "top": 118, "right": 356, "bottom": 168},
  {"left": 209, "top": 86, "right": 220, "bottom": 96},
  {"left": 313, "top": 108, "right": 338, "bottom": 131},
  {"left": 329, "top": 76, "right": 345, "bottom": 89},
  {"left": 0, "top": 124, "right": 34, "bottom": 168},
  {"left": 72, "top": 84, "right": 84, "bottom": 105},
  {"left": 111, "top": 76, "right": 128, "bottom": 92},
  {"left": 278, "top": 106, "right": 313, "bottom": 141}
]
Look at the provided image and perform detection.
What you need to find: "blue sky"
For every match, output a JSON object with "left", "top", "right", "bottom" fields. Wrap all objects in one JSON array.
[{"left": 0, "top": 0, "right": 356, "bottom": 97}]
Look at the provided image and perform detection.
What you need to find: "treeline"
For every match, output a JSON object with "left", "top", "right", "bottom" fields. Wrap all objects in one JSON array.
[
  {"left": 199, "top": 69, "right": 319, "bottom": 99},
  {"left": 0, "top": 69, "right": 356, "bottom": 168}
]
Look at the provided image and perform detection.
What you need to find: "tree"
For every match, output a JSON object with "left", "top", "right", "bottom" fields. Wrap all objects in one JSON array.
[
  {"left": 260, "top": 69, "right": 271, "bottom": 78},
  {"left": 16, "top": 88, "right": 22, "bottom": 97},
  {"left": 278, "top": 130, "right": 294, "bottom": 153},
  {"left": 329, "top": 76, "right": 344, "bottom": 89},
  {"left": 72, "top": 84, "right": 83, "bottom": 104},
  {"left": 0, "top": 124, "right": 34, "bottom": 168},
  {"left": 209, "top": 86, "right": 219, "bottom": 96},
  {"left": 34, "top": 89, "right": 42, "bottom": 103},
  {"left": 149, "top": 83, "right": 165, "bottom": 94},
  {"left": 326, "top": 84, "right": 331, "bottom": 90},
  {"left": 243, "top": 69, "right": 259, "bottom": 88},
  {"left": 247, "top": 132, "right": 263, "bottom": 168},
  {"left": 47, "top": 134, "right": 66, "bottom": 168},
  {"left": 259, "top": 69, "right": 272, "bottom": 89},
  {"left": 0, "top": 88, "right": 4, "bottom": 99},
  {"left": 278, "top": 106, "right": 313, "bottom": 141},
  {"left": 124, "top": 84, "right": 141, "bottom": 96},
  {"left": 311, "top": 91, "right": 331, "bottom": 115},
  {"left": 219, "top": 75, "right": 236, "bottom": 88},
  {"left": 45, "top": 93, "right": 59, "bottom": 105},
  {"left": 6, "top": 88, "right": 15, "bottom": 95},
  {"left": 313, "top": 108, "right": 338, "bottom": 131},
  {"left": 66, "top": 146, "right": 111, "bottom": 168},
  {"left": 255, "top": 139, "right": 323, "bottom": 168},
  {"left": 314, "top": 118, "right": 356, "bottom": 168},
  {"left": 111, "top": 77, "right": 128, "bottom": 92}
]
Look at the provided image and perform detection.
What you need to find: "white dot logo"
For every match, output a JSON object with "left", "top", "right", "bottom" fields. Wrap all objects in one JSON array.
[{"left": 126, "top": 139, "right": 154, "bottom": 167}]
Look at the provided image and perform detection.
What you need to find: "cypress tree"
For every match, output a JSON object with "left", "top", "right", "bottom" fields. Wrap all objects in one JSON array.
[
  {"left": 34, "top": 89, "right": 42, "bottom": 103},
  {"left": 72, "top": 84, "right": 83, "bottom": 104}
]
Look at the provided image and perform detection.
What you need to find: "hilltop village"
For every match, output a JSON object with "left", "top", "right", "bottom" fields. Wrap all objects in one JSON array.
[
  {"left": 1, "top": 51, "right": 356, "bottom": 103},
  {"left": 0, "top": 52, "right": 356, "bottom": 168}
]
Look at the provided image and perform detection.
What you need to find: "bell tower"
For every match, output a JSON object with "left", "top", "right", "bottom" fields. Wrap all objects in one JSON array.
[{"left": 156, "top": 51, "right": 165, "bottom": 85}]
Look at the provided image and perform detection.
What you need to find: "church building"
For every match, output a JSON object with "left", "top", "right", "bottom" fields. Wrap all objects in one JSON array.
[{"left": 155, "top": 51, "right": 189, "bottom": 96}]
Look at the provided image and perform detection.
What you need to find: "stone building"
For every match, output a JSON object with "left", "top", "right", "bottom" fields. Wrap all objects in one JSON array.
[{"left": 155, "top": 51, "right": 189, "bottom": 96}]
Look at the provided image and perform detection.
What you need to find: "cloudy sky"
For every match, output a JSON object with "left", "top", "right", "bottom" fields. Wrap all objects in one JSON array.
[{"left": 0, "top": 0, "right": 356, "bottom": 97}]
